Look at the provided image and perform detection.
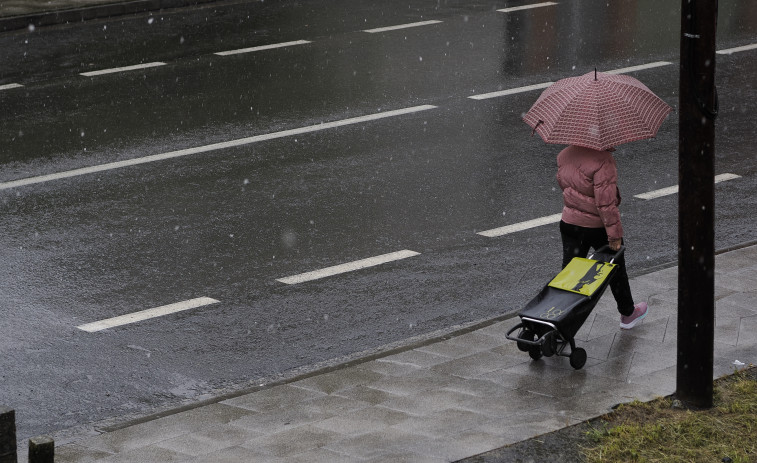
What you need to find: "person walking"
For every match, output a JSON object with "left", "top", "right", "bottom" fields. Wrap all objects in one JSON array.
[{"left": 556, "top": 144, "right": 648, "bottom": 329}]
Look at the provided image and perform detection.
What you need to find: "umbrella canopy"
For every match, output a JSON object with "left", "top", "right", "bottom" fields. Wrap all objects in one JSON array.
[{"left": 523, "top": 70, "right": 672, "bottom": 151}]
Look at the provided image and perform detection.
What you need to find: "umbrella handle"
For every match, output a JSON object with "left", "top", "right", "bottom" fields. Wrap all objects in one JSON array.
[{"left": 531, "top": 120, "right": 544, "bottom": 136}]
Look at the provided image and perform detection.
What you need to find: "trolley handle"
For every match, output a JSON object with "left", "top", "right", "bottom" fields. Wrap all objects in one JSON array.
[{"left": 589, "top": 245, "right": 625, "bottom": 264}]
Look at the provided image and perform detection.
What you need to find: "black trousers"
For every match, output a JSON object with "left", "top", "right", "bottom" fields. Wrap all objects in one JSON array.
[{"left": 559, "top": 221, "right": 635, "bottom": 316}]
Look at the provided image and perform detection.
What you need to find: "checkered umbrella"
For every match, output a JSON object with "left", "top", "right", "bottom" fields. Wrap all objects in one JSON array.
[{"left": 523, "top": 70, "right": 672, "bottom": 151}]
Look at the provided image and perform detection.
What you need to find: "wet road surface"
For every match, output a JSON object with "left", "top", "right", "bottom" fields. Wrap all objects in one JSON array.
[{"left": 1, "top": 0, "right": 756, "bottom": 439}]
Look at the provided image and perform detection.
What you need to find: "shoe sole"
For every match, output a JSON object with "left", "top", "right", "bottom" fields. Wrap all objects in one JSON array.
[{"left": 620, "top": 310, "right": 648, "bottom": 330}]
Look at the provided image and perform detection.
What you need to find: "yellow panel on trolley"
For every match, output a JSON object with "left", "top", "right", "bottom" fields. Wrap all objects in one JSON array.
[{"left": 548, "top": 258, "right": 616, "bottom": 296}]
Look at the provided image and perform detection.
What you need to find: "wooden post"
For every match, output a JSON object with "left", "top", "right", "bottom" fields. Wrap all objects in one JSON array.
[
  {"left": 677, "top": 0, "right": 719, "bottom": 408},
  {"left": 0, "top": 407, "right": 17, "bottom": 463},
  {"left": 28, "top": 436, "right": 54, "bottom": 463}
]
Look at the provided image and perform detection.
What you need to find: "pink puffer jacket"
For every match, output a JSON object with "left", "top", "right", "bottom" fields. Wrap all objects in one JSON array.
[{"left": 556, "top": 145, "right": 623, "bottom": 240}]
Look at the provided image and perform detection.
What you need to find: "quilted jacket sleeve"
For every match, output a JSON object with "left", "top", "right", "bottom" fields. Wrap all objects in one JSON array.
[{"left": 593, "top": 156, "right": 624, "bottom": 240}]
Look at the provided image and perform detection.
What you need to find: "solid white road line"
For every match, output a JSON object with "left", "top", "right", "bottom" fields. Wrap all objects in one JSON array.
[
  {"left": 468, "top": 82, "right": 554, "bottom": 100},
  {"left": 606, "top": 61, "right": 673, "bottom": 74},
  {"left": 0, "top": 83, "right": 23, "bottom": 91},
  {"left": 215, "top": 40, "right": 311, "bottom": 56},
  {"left": 363, "top": 20, "right": 442, "bottom": 34},
  {"left": 717, "top": 43, "right": 757, "bottom": 55},
  {"left": 77, "top": 297, "right": 220, "bottom": 332},
  {"left": 80, "top": 62, "right": 166, "bottom": 77},
  {"left": 477, "top": 213, "right": 562, "bottom": 238},
  {"left": 0, "top": 105, "right": 437, "bottom": 190},
  {"left": 277, "top": 250, "right": 420, "bottom": 285},
  {"left": 498, "top": 2, "right": 558, "bottom": 13},
  {"left": 634, "top": 173, "right": 741, "bottom": 200}
]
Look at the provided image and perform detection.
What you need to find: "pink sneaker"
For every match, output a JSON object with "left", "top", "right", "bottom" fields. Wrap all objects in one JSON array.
[{"left": 620, "top": 302, "right": 648, "bottom": 329}]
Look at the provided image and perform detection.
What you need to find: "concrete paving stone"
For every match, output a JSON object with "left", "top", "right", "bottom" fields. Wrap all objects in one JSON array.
[
  {"left": 241, "top": 424, "right": 341, "bottom": 458},
  {"left": 606, "top": 329, "right": 663, "bottom": 357},
  {"left": 629, "top": 279, "right": 674, "bottom": 303},
  {"left": 361, "top": 452, "right": 447, "bottom": 463},
  {"left": 354, "top": 359, "right": 426, "bottom": 377},
  {"left": 715, "top": 344, "right": 757, "bottom": 367},
  {"left": 737, "top": 315, "right": 757, "bottom": 346},
  {"left": 472, "top": 412, "right": 583, "bottom": 444},
  {"left": 390, "top": 407, "right": 495, "bottom": 439},
  {"left": 221, "top": 384, "right": 326, "bottom": 412},
  {"left": 439, "top": 375, "right": 519, "bottom": 397},
  {"left": 633, "top": 266, "right": 678, "bottom": 290},
  {"left": 153, "top": 423, "right": 255, "bottom": 457},
  {"left": 380, "top": 349, "right": 455, "bottom": 368},
  {"left": 322, "top": 427, "right": 427, "bottom": 460},
  {"left": 293, "top": 368, "right": 383, "bottom": 394},
  {"left": 518, "top": 370, "right": 633, "bottom": 400},
  {"left": 582, "top": 352, "right": 634, "bottom": 382},
  {"left": 488, "top": 339, "right": 528, "bottom": 357},
  {"left": 546, "top": 390, "right": 633, "bottom": 421},
  {"left": 495, "top": 354, "right": 583, "bottom": 381},
  {"left": 475, "top": 319, "right": 520, "bottom": 338},
  {"left": 54, "top": 443, "right": 113, "bottom": 463},
  {"left": 474, "top": 364, "right": 535, "bottom": 390},
  {"left": 616, "top": 316, "right": 669, "bottom": 343},
  {"left": 716, "top": 271, "right": 757, "bottom": 292},
  {"left": 626, "top": 364, "right": 676, "bottom": 394},
  {"left": 715, "top": 250, "right": 757, "bottom": 274},
  {"left": 81, "top": 403, "right": 252, "bottom": 454},
  {"left": 365, "top": 372, "right": 448, "bottom": 396},
  {"left": 581, "top": 331, "right": 617, "bottom": 360},
  {"left": 717, "top": 292, "right": 757, "bottom": 316},
  {"left": 586, "top": 312, "right": 623, "bottom": 340},
  {"left": 332, "top": 384, "right": 403, "bottom": 405},
  {"left": 397, "top": 429, "right": 512, "bottom": 462},
  {"left": 416, "top": 339, "right": 490, "bottom": 359},
  {"left": 445, "top": 330, "right": 509, "bottom": 353},
  {"left": 714, "top": 315, "right": 743, "bottom": 346},
  {"left": 196, "top": 445, "right": 286, "bottom": 463},
  {"left": 312, "top": 413, "right": 392, "bottom": 436},
  {"left": 649, "top": 288, "right": 679, "bottom": 305},
  {"left": 377, "top": 389, "right": 482, "bottom": 416},
  {"left": 300, "top": 394, "right": 370, "bottom": 416},
  {"left": 284, "top": 447, "right": 367, "bottom": 463},
  {"left": 339, "top": 404, "right": 414, "bottom": 426},
  {"left": 228, "top": 406, "right": 334, "bottom": 434},
  {"left": 647, "top": 297, "right": 679, "bottom": 316},
  {"left": 626, "top": 350, "right": 677, "bottom": 382},
  {"left": 93, "top": 444, "right": 193, "bottom": 463},
  {"left": 430, "top": 350, "right": 521, "bottom": 378}
]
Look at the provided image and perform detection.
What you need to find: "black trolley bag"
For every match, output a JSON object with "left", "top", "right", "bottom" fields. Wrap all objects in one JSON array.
[{"left": 505, "top": 245, "right": 625, "bottom": 369}]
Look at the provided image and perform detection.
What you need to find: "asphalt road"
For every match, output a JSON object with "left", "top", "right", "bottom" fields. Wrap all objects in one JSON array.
[{"left": 1, "top": 0, "right": 756, "bottom": 440}]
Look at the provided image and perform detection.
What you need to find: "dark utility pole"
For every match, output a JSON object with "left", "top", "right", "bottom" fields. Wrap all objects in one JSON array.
[{"left": 677, "top": 0, "right": 719, "bottom": 409}]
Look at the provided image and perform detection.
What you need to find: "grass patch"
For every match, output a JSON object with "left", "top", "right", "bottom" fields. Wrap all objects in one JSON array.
[{"left": 582, "top": 367, "right": 757, "bottom": 463}]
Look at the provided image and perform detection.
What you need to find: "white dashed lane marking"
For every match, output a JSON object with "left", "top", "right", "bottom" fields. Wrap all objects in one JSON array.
[
  {"left": 77, "top": 297, "right": 220, "bottom": 332},
  {"left": 363, "top": 20, "right": 443, "bottom": 34},
  {"left": 498, "top": 2, "right": 558, "bottom": 13},
  {"left": 215, "top": 40, "right": 311, "bottom": 56},
  {"left": 80, "top": 62, "right": 166, "bottom": 77},
  {"left": 717, "top": 43, "right": 757, "bottom": 55},
  {"left": 277, "top": 250, "right": 421, "bottom": 285},
  {"left": 634, "top": 173, "right": 742, "bottom": 200}
]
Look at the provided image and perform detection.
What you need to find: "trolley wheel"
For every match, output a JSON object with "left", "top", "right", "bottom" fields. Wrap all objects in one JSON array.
[
  {"left": 528, "top": 346, "right": 542, "bottom": 361},
  {"left": 516, "top": 329, "right": 536, "bottom": 352},
  {"left": 541, "top": 331, "right": 557, "bottom": 357},
  {"left": 569, "top": 347, "right": 587, "bottom": 370}
]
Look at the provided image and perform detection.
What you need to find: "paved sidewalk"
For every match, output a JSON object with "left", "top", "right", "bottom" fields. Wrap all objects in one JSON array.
[{"left": 22, "top": 244, "right": 753, "bottom": 462}]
